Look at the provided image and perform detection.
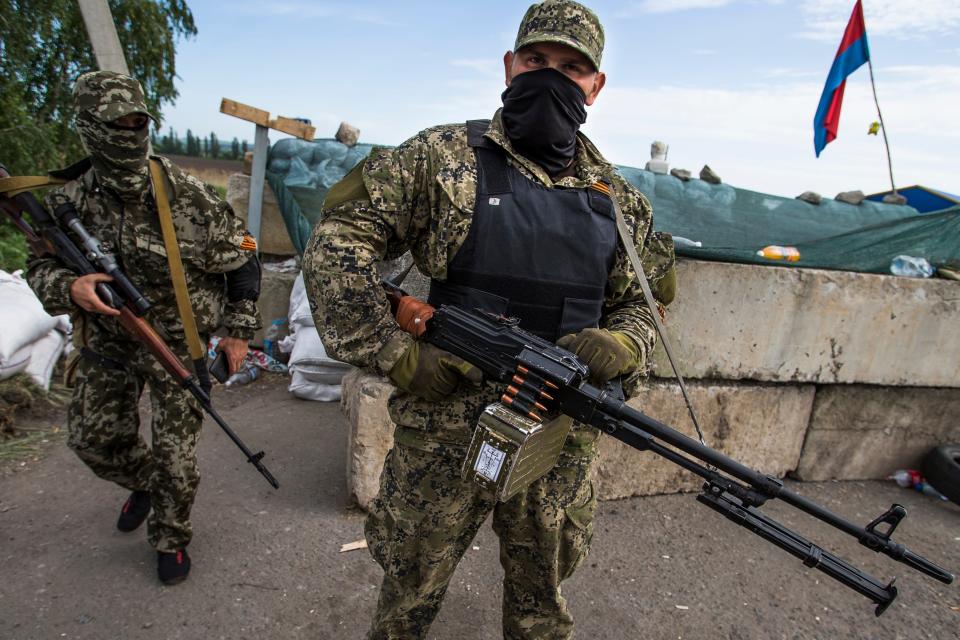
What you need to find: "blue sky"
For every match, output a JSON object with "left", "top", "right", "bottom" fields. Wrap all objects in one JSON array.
[{"left": 163, "top": 0, "right": 960, "bottom": 198}]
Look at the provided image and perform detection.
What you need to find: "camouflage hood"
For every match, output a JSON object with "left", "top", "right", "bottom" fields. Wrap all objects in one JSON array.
[
  {"left": 76, "top": 111, "right": 151, "bottom": 199},
  {"left": 73, "top": 71, "right": 155, "bottom": 199}
]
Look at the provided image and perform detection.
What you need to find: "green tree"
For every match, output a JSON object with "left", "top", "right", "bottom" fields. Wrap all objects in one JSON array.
[
  {"left": 185, "top": 129, "right": 195, "bottom": 156},
  {"left": 0, "top": 0, "right": 196, "bottom": 272},
  {"left": 0, "top": 0, "right": 196, "bottom": 176},
  {"left": 230, "top": 137, "right": 240, "bottom": 160},
  {"left": 209, "top": 132, "right": 219, "bottom": 159}
]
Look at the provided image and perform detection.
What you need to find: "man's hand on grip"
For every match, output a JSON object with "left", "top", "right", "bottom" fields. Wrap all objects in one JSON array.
[
  {"left": 389, "top": 341, "right": 482, "bottom": 401},
  {"left": 69, "top": 273, "right": 121, "bottom": 316},
  {"left": 556, "top": 328, "right": 640, "bottom": 383}
]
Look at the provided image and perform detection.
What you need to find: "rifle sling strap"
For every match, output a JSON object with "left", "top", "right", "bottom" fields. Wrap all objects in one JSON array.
[
  {"left": 0, "top": 175, "right": 67, "bottom": 197},
  {"left": 610, "top": 188, "right": 706, "bottom": 445},
  {"left": 148, "top": 159, "right": 206, "bottom": 364}
]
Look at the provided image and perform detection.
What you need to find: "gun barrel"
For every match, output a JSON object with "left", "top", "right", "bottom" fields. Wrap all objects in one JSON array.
[{"left": 697, "top": 488, "right": 898, "bottom": 616}]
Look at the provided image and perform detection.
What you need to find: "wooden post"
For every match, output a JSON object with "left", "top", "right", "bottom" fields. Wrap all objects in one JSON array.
[
  {"left": 248, "top": 124, "right": 270, "bottom": 246},
  {"left": 77, "top": 0, "right": 130, "bottom": 74},
  {"left": 219, "top": 99, "right": 316, "bottom": 245}
]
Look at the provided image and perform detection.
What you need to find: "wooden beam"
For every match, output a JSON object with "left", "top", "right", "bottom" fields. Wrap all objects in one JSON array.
[
  {"left": 220, "top": 98, "right": 270, "bottom": 128},
  {"left": 269, "top": 116, "right": 315, "bottom": 141}
]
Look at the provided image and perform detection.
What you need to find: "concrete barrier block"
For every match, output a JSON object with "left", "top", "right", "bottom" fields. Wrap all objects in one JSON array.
[
  {"left": 226, "top": 173, "right": 297, "bottom": 256},
  {"left": 795, "top": 385, "right": 960, "bottom": 481},
  {"left": 252, "top": 269, "right": 297, "bottom": 347},
  {"left": 341, "top": 369, "right": 395, "bottom": 509},
  {"left": 594, "top": 380, "right": 815, "bottom": 499},
  {"left": 651, "top": 260, "right": 960, "bottom": 387}
]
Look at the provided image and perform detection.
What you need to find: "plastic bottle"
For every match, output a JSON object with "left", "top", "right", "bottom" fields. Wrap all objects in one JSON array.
[
  {"left": 757, "top": 245, "right": 800, "bottom": 262},
  {"left": 225, "top": 363, "right": 259, "bottom": 387},
  {"left": 263, "top": 319, "right": 284, "bottom": 360},
  {"left": 889, "top": 255, "right": 934, "bottom": 278},
  {"left": 888, "top": 469, "right": 948, "bottom": 501}
]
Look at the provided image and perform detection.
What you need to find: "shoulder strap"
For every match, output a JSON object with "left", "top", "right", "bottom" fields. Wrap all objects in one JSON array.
[
  {"left": 466, "top": 120, "right": 511, "bottom": 195},
  {"left": 148, "top": 159, "right": 209, "bottom": 384},
  {"left": 0, "top": 175, "right": 67, "bottom": 197},
  {"left": 610, "top": 187, "right": 706, "bottom": 445}
]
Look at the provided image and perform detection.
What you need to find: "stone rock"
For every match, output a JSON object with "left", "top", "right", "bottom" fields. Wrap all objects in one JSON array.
[
  {"left": 699, "top": 164, "right": 722, "bottom": 185},
  {"left": 226, "top": 173, "right": 297, "bottom": 256},
  {"left": 650, "top": 259, "right": 960, "bottom": 387},
  {"left": 795, "top": 385, "right": 960, "bottom": 481},
  {"left": 883, "top": 193, "right": 908, "bottom": 205},
  {"left": 335, "top": 121, "right": 360, "bottom": 147},
  {"left": 796, "top": 191, "right": 822, "bottom": 205},
  {"left": 594, "top": 380, "right": 814, "bottom": 498},
  {"left": 835, "top": 190, "right": 866, "bottom": 205},
  {"left": 341, "top": 370, "right": 395, "bottom": 509},
  {"left": 669, "top": 168, "right": 692, "bottom": 182}
]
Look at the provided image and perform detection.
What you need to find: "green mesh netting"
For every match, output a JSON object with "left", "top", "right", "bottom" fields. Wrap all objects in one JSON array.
[{"left": 267, "top": 138, "right": 959, "bottom": 274}]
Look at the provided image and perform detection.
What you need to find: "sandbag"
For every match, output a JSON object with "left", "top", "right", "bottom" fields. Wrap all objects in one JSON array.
[
  {"left": 288, "top": 369, "right": 341, "bottom": 402},
  {"left": 289, "top": 328, "right": 351, "bottom": 384},
  {"left": 0, "top": 344, "right": 31, "bottom": 381},
  {"left": 24, "top": 329, "right": 66, "bottom": 390},
  {"left": 0, "top": 270, "right": 58, "bottom": 363},
  {"left": 287, "top": 272, "right": 315, "bottom": 329}
]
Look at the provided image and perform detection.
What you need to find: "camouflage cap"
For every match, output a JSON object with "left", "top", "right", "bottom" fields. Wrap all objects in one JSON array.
[
  {"left": 73, "top": 70, "right": 158, "bottom": 124},
  {"left": 514, "top": 0, "right": 605, "bottom": 70}
]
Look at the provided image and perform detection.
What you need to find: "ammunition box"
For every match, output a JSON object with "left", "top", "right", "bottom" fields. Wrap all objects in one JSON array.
[{"left": 462, "top": 403, "right": 572, "bottom": 502}]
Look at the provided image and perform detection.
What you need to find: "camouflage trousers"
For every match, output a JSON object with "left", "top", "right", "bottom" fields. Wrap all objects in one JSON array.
[
  {"left": 365, "top": 426, "right": 599, "bottom": 640},
  {"left": 67, "top": 330, "right": 203, "bottom": 552}
]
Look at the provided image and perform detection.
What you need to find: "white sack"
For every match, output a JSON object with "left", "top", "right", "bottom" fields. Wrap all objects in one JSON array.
[
  {"left": 288, "top": 369, "right": 341, "bottom": 402},
  {"left": 24, "top": 329, "right": 67, "bottom": 390},
  {"left": 0, "top": 270, "right": 58, "bottom": 362},
  {"left": 288, "top": 272, "right": 315, "bottom": 330},
  {"left": 0, "top": 344, "right": 31, "bottom": 381},
  {"left": 289, "top": 328, "right": 352, "bottom": 385}
]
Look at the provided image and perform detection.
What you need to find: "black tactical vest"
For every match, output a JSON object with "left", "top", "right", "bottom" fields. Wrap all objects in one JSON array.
[{"left": 428, "top": 120, "right": 618, "bottom": 342}]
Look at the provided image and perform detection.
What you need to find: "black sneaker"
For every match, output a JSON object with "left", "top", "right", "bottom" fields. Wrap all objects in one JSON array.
[
  {"left": 116, "top": 490, "right": 151, "bottom": 532},
  {"left": 157, "top": 549, "right": 191, "bottom": 585}
]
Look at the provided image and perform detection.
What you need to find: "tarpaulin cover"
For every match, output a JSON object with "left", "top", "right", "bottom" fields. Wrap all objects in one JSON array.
[{"left": 267, "top": 138, "right": 960, "bottom": 274}]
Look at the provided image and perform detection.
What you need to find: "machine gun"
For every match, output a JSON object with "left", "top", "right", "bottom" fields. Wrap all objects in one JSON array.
[
  {"left": 0, "top": 166, "right": 279, "bottom": 489},
  {"left": 383, "top": 282, "right": 954, "bottom": 615}
]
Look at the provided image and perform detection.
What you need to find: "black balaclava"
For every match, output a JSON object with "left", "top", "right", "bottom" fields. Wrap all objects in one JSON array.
[{"left": 501, "top": 67, "right": 588, "bottom": 175}]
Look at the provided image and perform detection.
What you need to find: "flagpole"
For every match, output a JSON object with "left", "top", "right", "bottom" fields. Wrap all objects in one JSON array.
[{"left": 866, "top": 58, "right": 898, "bottom": 196}]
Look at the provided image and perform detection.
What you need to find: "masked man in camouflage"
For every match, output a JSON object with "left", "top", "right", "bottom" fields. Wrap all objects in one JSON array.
[
  {"left": 304, "top": 1, "right": 675, "bottom": 637},
  {"left": 26, "top": 71, "right": 262, "bottom": 585}
]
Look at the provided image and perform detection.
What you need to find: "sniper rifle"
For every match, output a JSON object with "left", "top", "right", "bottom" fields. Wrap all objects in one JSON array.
[{"left": 0, "top": 165, "right": 279, "bottom": 489}]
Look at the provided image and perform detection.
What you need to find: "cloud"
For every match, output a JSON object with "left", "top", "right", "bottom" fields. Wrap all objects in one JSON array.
[
  {"left": 450, "top": 59, "right": 504, "bottom": 80},
  {"left": 584, "top": 64, "right": 960, "bottom": 197},
  {"left": 623, "top": 0, "right": 733, "bottom": 14},
  {"left": 799, "top": 0, "right": 960, "bottom": 40},
  {"left": 229, "top": 2, "right": 395, "bottom": 25}
]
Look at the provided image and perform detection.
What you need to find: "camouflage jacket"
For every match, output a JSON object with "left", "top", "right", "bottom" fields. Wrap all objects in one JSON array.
[
  {"left": 27, "top": 156, "right": 261, "bottom": 341},
  {"left": 304, "top": 112, "right": 674, "bottom": 442}
]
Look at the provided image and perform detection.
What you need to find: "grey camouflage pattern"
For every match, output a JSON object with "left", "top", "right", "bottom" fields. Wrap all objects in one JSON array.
[
  {"left": 515, "top": 1, "right": 605, "bottom": 70},
  {"left": 303, "top": 109, "right": 673, "bottom": 636},
  {"left": 68, "top": 330, "right": 202, "bottom": 552},
  {"left": 366, "top": 431, "right": 597, "bottom": 639},
  {"left": 73, "top": 71, "right": 157, "bottom": 124},
  {"left": 28, "top": 157, "right": 261, "bottom": 340}
]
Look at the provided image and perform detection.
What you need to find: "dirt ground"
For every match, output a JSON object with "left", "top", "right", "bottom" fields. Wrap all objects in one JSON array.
[{"left": 1, "top": 375, "right": 957, "bottom": 640}]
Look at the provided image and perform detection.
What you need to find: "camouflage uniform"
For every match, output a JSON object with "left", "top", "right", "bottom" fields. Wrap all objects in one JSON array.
[
  {"left": 26, "top": 71, "right": 261, "bottom": 552},
  {"left": 303, "top": 2, "right": 674, "bottom": 638}
]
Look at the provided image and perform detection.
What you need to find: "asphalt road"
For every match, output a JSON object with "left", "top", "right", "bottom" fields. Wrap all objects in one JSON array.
[{"left": 1, "top": 375, "right": 957, "bottom": 639}]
